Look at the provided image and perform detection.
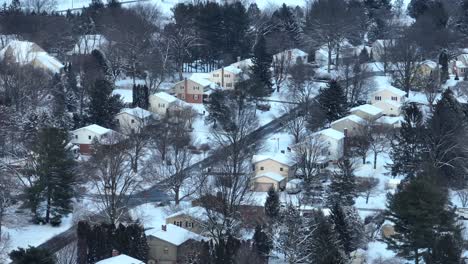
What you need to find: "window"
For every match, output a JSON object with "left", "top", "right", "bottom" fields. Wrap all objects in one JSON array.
[
  {"left": 213, "top": 73, "right": 219, "bottom": 77},
  {"left": 194, "top": 94, "right": 199, "bottom": 100},
  {"left": 260, "top": 166, "right": 264, "bottom": 170},
  {"left": 194, "top": 86, "right": 199, "bottom": 90},
  {"left": 75, "top": 135, "right": 78, "bottom": 139},
  {"left": 163, "top": 248, "right": 169, "bottom": 254},
  {"left": 391, "top": 96, "right": 398, "bottom": 101},
  {"left": 179, "top": 86, "right": 184, "bottom": 90},
  {"left": 375, "top": 96, "right": 382, "bottom": 101},
  {"left": 88, "top": 135, "right": 91, "bottom": 140},
  {"left": 131, "top": 119, "right": 135, "bottom": 123},
  {"left": 280, "top": 167, "right": 284, "bottom": 172},
  {"left": 224, "top": 74, "right": 230, "bottom": 78}
]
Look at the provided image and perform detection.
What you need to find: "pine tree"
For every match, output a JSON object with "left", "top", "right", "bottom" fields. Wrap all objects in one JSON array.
[
  {"left": 308, "top": 210, "right": 348, "bottom": 264},
  {"left": 252, "top": 225, "right": 272, "bottom": 261},
  {"left": 327, "top": 159, "right": 356, "bottom": 207},
  {"left": 317, "top": 80, "right": 348, "bottom": 123},
  {"left": 27, "top": 127, "right": 75, "bottom": 225},
  {"left": 10, "top": 246, "right": 56, "bottom": 264},
  {"left": 390, "top": 103, "right": 426, "bottom": 179},
  {"left": 264, "top": 187, "right": 280, "bottom": 221},
  {"left": 249, "top": 34, "right": 273, "bottom": 97},
  {"left": 439, "top": 50, "right": 449, "bottom": 83},
  {"left": 87, "top": 79, "right": 123, "bottom": 128},
  {"left": 425, "top": 232, "right": 463, "bottom": 264},
  {"left": 385, "top": 167, "right": 461, "bottom": 264},
  {"left": 329, "top": 204, "right": 365, "bottom": 255}
]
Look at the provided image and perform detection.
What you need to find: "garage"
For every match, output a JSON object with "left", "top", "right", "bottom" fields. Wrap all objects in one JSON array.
[{"left": 253, "top": 182, "right": 274, "bottom": 192}]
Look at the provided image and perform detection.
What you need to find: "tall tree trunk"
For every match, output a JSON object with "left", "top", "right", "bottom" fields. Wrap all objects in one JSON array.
[
  {"left": 174, "top": 185, "right": 180, "bottom": 205},
  {"left": 374, "top": 152, "right": 378, "bottom": 169},
  {"left": 45, "top": 191, "right": 51, "bottom": 223}
]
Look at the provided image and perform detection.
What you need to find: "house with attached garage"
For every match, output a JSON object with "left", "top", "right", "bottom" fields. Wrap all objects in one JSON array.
[
  {"left": 146, "top": 224, "right": 207, "bottom": 264},
  {"left": 149, "top": 92, "right": 188, "bottom": 116},
  {"left": 115, "top": 107, "right": 153, "bottom": 134},
  {"left": 251, "top": 153, "right": 295, "bottom": 192},
  {"left": 370, "top": 86, "right": 406, "bottom": 116},
  {"left": 173, "top": 73, "right": 217, "bottom": 104},
  {"left": 350, "top": 104, "right": 383, "bottom": 121},
  {"left": 70, "top": 124, "right": 120, "bottom": 155},
  {"left": 165, "top": 206, "right": 209, "bottom": 234},
  {"left": 330, "top": 115, "right": 366, "bottom": 137}
]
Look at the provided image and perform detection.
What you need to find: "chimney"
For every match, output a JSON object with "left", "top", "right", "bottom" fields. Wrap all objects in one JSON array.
[
  {"left": 221, "top": 67, "right": 224, "bottom": 87},
  {"left": 112, "top": 249, "right": 119, "bottom": 257},
  {"left": 184, "top": 77, "right": 188, "bottom": 99},
  {"left": 288, "top": 50, "right": 292, "bottom": 60},
  {"left": 343, "top": 128, "right": 348, "bottom": 158},
  {"left": 237, "top": 56, "right": 241, "bottom": 62},
  {"left": 162, "top": 224, "right": 167, "bottom": 231}
]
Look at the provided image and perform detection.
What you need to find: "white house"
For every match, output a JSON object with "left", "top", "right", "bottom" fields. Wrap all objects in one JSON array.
[
  {"left": 316, "top": 128, "right": 345, "bottom": 161},
  {"left": 0, "top": 40, "right": 63, "bottom": 73},
  {"left": 95, "top": 254, "right": 144, "bottom": 264},
  {"left": 115, "top": 107, "right": 153, "bottom": 134},
  {"left": 452, "top": 53, "right": 468, "bottom": 77},
  {"left": 370, "top": 86, "right": 406, "bottom": 116},
  {"left": 70, "top": 124, "right": 119, "bottom": 155},
  {"left": 209, "top": 65, "right": 243, "bottom": 89},
  {"left": 330, "top": 115, "right": 366, "bottom": 137},
  {"left": 350, "top": 104, "right": 383, "bottom": 121},
  {"left": 273, "top": 48, "right": 308, "bottom": 65},
  {"left": 71, "top": 34, "right": 109, "bottom": 55},
  {"left": 149, "top": 92, "right": 187, "bottom": 116}
]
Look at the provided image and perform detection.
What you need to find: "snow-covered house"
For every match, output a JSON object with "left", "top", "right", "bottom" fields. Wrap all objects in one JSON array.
[
  {"left": 173, "top": 73, "right": 216, "bottom": 104},
  {"left": 330, "top": 115, "right": 366, "bottom": 137},
  {"left": 71, "top": 34, "right": 109, "bottom": 55},
  {"left": 273, "top": 48, "right": 308, "bottom": 65},
  {"left": 95, "top": 254, "right": 144, "bottom": 264},
  {"left": 417, "top": 60, "right": 438, "bottom": 78},
  {"left": 230, "top": 58, "right": 253, "bottom": 71},
  {"left": 112, "top": 89, "right": 133, "bottom": 106},
  {"left": 371, "top": 39, "right": 395, "bottom": 61},
  {"left": 315, "top": 128, "right": 345, "bottom": 161},
  {"left": 350, "top": 104, "right": 383, "bottom": 121},
  {"left": 149, "top": 92, "right": 187, "bottom": 116},
  {"left": 70, "top": 124, "right": 119, "bottom": 154},
  {"left": 251, "top": 153, "right": 295, "bottom": 191},
  {"left": 451, "top": 53, "right": 468, "bottom": 77},
  {"left": 0, "top": 40, "right": 63, "bottom": 74},
  {"left": 146, "top": 224, "right": 207, "bottom": 264},
  {"left": 166, "top": 206, "right": 209, "bottom": 234},
  {"left": 209, "top": 65, "right": 243, "bottom": 89},
  {"left": 370, "top": 86, "right": 406, "bottom": 116},
  {"left": 115, "top": 107, "right": 153, "bottom": 134}
]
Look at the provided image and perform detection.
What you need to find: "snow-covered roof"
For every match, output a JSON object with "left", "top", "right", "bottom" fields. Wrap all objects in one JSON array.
[
  {"left": 189, "top": 73, "right": 215, "bottom": 87},
  {"left": 421, "top": 60, "right": 438, "bottom": 69},
  {"left": 350, "top": 104, "right": 383, "bottom": 116},
  {"left": 376, "top": 116, "right": 402, "bottom": 125},
  {"left": 166, "top": 206, "right": 209, "bottom": 222},
  {"left": 95, "top": 254, "right": 144, "bottom": 264},
  {"left": 254, "top": 172, "right": 285, "bottom": 182},
  {"left": 318, "top": 128, "right": 345, "bottom": 140},
  {"left": 0, "top": 40, "right": 63, "bottom": 73},
  {"left": 153, "top": 92, "right": 178, "bottom": 103},
  {"left": 230, "top": 58, "right": 253, "bottom": 69},
  {"left": 73, "top": 124, "right": 111, "bottom": 135},
  {"left": 371, "top": 86, "right": 407, "bottom": 97},
  {"left": 146, "top": 224, "right": 207, "bottom": 246},
  {"left": 252, "top": 153, "right": 295, "bottom": 166},
  {"left": 331, "top": 115, "right": 366, "bottom": 125},
  {"left": 222, "top": 65, "right": 243, "bottom": 75},
  {"left": 117, "top": 107, "right": 152, "bottom": 119},
  {"left": 112, "top": 89, "right": 132, "bottom": 104},
  {"left": 71, "top": 34, "right": 109, "bottom": 55},
  {"left": 378, "top": 99, "right": 402, "bottom": 108},
  {"left": 372, "top": 39, "right": 395, "bottom": 49}
]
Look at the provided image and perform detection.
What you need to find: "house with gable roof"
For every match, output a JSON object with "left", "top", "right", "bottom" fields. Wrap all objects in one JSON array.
[
  {"left": 165, "top": 206, "right": 209, "bottom": 234},
  {"left": 173, "top": 73, "right": 217, "bottom": 104},
  {"left": 149, "top": 92, "right": 188, "bottom": 116},
  {"left": 350, "top": 104, "right": 383, "bottom": 121},
  {"left": 330, "top": 115, "right": 366, "bottom": 137},
  {"left": 370, "top": 86, "right": 406, "bottom": 116},
  {"left": 251, "top": 153, "right": 296, "bottom": 192},
  {"left": 208, "top": 65, "right": 243, "bottom": 89},
  {"left": 70, "top": 124, "right": 120, "bottom": 154},
  {"left": 115, "top": 107, "right": 153, "bottom": 134},
  {"left": 146, "top": 224, "right": 207, "bottom": 264}
]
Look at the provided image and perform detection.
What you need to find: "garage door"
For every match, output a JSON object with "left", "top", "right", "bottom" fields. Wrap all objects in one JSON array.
[{"left": 254, "top": 182, "right": 274, "bottom": 192}]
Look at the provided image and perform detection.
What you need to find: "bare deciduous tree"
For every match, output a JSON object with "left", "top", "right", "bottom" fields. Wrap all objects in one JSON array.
[
  {"left": 357, "top": 177, "right": 379, "bottom": 204},
  {"left": 25, "top": 0, "right": 57, "bottom": 13},
  {"left": 456, "top": 189, "right": 468, "bottom": 208}
]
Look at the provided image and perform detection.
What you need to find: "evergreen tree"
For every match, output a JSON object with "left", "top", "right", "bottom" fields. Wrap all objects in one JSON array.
[
  {"left": 327, "top": 159, "right": 356, "bottom": 207},
  {"left": 329, "top": 204, "right": 365, "bottom": 255},
  {"left": 27, "top": 127, "right": 75, "bottom": 225},
  {"left": 264, "top": 187, "right": 280, "bottom": 221},
  {"left": 249, "top": 34, "right": 273, "bottom": 97},
  {"left": 425, "top": 232, "right": 463, "bottom": 264},
  {"left": 385, "top": 167, "right": 461, "bottom": 264},
  {"left": 317, "top": 80, "right": 348, "bottom": 123},
  {"left": 10, "top": 246, "right": 56, "bottom": 264},
  {"left": 390, "top": 103, "right": 426, "bottom": 179},
  {"left": 308, "top": 210, "right": 348, "bottom": 264},
  {"left": 439, "top": 50, "right": 449, "bottom": 83},
  {"left": 87, "top": 79, "right": 123, "bottom": 128},
  {"left": 252, "top": 225, "right": 272, "bottom": 261},
  {"left": 268, "top": 3, "right": 303, "bottom": 51}
]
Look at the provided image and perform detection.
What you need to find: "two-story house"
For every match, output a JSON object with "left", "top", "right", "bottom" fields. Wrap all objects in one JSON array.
[
  {"left": 251, "top": 153, "right": 295, "bottom": 192},
  {"left": 370, "top": 86, "right": 406, "bottom": 116},
  {"left": 149, "top": 92, "right": 187, "bottom": 116},
  {"left": 208, "top": 65, "right": 242, "bottom": 89},
  {"left": 315, "top": 128, "right": 345, "bottom": 162},
  {"left": 173, "top": 74, "right": 215, "bottom": 104}
]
